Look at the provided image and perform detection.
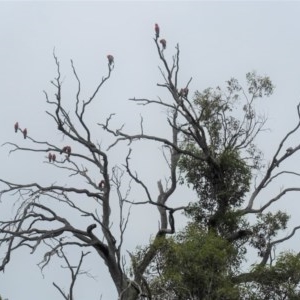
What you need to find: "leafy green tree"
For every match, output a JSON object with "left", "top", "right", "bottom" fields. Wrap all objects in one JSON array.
[
  {"left": 131, "top": 35, "right": 300, "bottom": 299},
  {"left": 146, "top": 225, "right": 240, "bottom": 299},
  {"left": 238, "top": 251, "right": 300, "bottom": 299}
]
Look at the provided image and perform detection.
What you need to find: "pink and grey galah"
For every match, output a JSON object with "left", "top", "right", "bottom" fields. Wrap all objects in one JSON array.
[
  {"left": 23, "top": 128, "right": 27, "bottom": 139},
  {"left": 160, "top": 39, "right": 166, "bottom": 49},
  {"left": 99, "top": 180, "right": 105, "bottom": 191},
  {"left": 155, "top": 23, "right": 160, "bottom": 38},
  {"left": 14, "top": 122, "right": 19, "bottom": 133},
  {"left": 107, "top": 54, "right": 114, "bottom": 65}
]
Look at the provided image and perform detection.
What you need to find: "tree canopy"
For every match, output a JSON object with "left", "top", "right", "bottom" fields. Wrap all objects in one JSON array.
[{"left": 1, "top": 24, "right": 300, "bottom": 300}]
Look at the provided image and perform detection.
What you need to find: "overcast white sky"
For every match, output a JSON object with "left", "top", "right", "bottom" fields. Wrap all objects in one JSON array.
[{"left": 1, "top": 1, "right": 300, "bottom": 299}]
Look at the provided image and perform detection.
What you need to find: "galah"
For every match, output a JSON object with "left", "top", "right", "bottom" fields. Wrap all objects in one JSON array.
[
  {"left": 160, "top": 39, "right": 166, "bottom": 50},
  {"left": 66, "top": 146, "right": 72, "bottom": 156},
  {"left": 60, "top": 146, "right": 71, "bottom": 157},
  {"left": 107, "top": 54, "right": 114, "bottom": 66},
  {"left": 48, "top": 153, "right": 53, "bottom": 162},
  {"left": 14, "top": 122, "right": 19, "bottom": 133},
  {"left": 60, "top": 146, "right": 68, "bottom": 154},
  {"left": 155, "top": 23, "right": 160, "bottom": 38},
  {"left": 66, "top": 146, "right": 71, "bottom": 157},
  {"left": 183, "top": 87, "right": 189, "bottom": 97},
  {"left": 179, "top": 88, "right": 189, "bottom": 97},
  {"left": 99, "top": 180, "right": 105, "bottom": 190},
  {"left": 23, "top": 128, "right": 27, "bottom": 139},
  {"left": 52, "top": 154, "right": 56, "bottom": 162}
]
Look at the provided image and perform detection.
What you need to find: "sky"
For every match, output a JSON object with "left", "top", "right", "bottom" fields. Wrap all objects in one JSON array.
[{"left": 1, "top": 1, "right": 300, "bottom": 299}]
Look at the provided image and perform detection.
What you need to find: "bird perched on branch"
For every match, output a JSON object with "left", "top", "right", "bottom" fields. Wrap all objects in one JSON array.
[
  {"left": 48, "top": 153, "right": 53, "bottom": 162},
  {"left": 107, "top": 54, "right": 114, "bottom": 66},
  {"left": 99, "top": 180, "right": 105, "bottom": 191},
  {"left": 60, "top": 146, "right": 72, "bottom": 157},
  {"left": 14, "top": 122, "right": 19, "bottom": 133},
  {"left": 60, "top": 146, "right": 68, "bottom": 154},
  {"left": 182, "top": 87, "right": 189, "bottom": 97},
  {"left": 179, "top": 88, "right": 189, "bottom": 98},
  {"left": 52, "top": 154, "right": 56, "bottom": 162},
  {"left": 60, "top": 146, "right": 70, "bottom": 156},
  {"left": 160, "top": 39, "right": 166, "bottom": 50},
  {"left": 155, "top": 23, "right": 160, "bottom": 38},
  {"left": 23, "top": 128, "right": 27, "bottom": 139},
  {"left": 66, "top": 146, "right": 71, "bottom": 157}
]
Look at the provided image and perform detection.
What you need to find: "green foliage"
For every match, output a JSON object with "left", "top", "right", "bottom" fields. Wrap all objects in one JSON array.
[
  {"left": 181, "top": 74, "right": 280, "bottom": 234},
  {"left": 149, "top": 225, "right": 240, "bottom": 299},
  {"left": 178, "top": 73, "right": 273, "bottom": 232},
  {"left": 242, "top": 252, "right": 300, "bottom": 299},
  {"left": 133, "top": 73, "right": 300, "bottom": 299},
  {"left": 181, "top": 147, "right": 251, "bottom": 230},
  {"left": 250, "top": 211, "right": 290, "bottom": 256},
  {"left": 246, "top": 71, "right": 274, "bottom": 98},
  {"left": 255, "top": 211, "right": 289, "bottom": 237}
]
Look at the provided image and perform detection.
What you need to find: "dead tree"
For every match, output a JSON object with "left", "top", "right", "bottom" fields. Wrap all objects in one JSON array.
[{"left": 0, "top": 33, "right": 184, "bottom": 299}]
